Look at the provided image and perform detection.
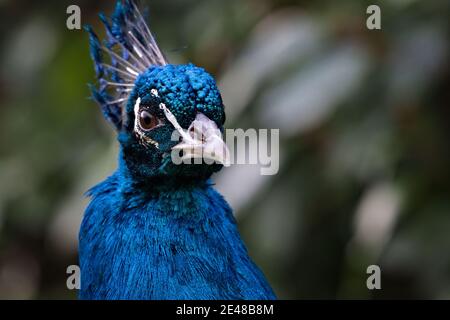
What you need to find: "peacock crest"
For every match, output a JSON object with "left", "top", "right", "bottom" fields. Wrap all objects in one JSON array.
[{"left": 85, "top": 0, "right": 167, "bottom": 130}]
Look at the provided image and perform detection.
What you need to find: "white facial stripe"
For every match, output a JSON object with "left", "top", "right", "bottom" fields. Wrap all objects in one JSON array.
[
  {"left": 159, "top": 102, "right": 195, "bottom": 144},
  {"left": 133, "top": 97, "right": 159, "bottom": 148},
  {"left": 134, "top": 97, "right": 141, "bottom": 114}
]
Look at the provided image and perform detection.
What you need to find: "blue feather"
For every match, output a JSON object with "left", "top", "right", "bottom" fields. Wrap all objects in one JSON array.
[
  {"left": 84, "top": 25, "right": 104, "bottom": 77},
  {"left": 88, "top": 84, "right": 122, "bottom": 129},
  {"left": 111, "top": 1, "right": 129, "bottom": 55},
  {"left": 99, "top": 13, "right": 114, "bottom": 45}
]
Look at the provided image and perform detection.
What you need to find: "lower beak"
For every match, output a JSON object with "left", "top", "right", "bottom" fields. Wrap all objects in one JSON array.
[{"left": 171, "top": 113, "right": 230, "bottom": 166}]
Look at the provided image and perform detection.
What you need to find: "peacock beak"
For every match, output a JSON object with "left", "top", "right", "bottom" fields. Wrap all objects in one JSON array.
[
  {"left": 172, "top": 113, "right": 230, "bottom": 166},
  {"left": 158, "top": 103, "right": 230, "bottom": 166}
]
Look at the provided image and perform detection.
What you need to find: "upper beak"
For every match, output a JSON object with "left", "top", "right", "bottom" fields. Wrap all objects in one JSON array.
[{"left": 171, "top": 113, "right": 230, "bottom": 166}]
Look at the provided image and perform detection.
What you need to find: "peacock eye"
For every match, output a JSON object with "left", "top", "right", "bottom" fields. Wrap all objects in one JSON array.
[{"left": 139, "top": 110, "right": 159, "bottom": 130}]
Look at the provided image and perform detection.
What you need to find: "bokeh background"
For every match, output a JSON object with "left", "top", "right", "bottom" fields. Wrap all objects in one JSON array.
[{"left": 0, "top": 0, "right": 449, "bottom": 299}]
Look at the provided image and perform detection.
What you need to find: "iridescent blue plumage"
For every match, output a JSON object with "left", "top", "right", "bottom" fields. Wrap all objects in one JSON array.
[
  {"left": 80, "top": 0, "right": 276, "bottom": 300},
  {"left": 80, "top": 164, "right": 275, "bottom": 299}
]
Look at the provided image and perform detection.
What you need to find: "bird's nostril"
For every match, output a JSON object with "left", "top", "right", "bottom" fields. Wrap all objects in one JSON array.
[{"left": 189, "top": 126, "right": 195, "bottom": 138}]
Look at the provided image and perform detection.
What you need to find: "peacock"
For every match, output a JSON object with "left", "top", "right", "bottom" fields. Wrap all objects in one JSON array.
[{"left": 79, "top": 0, "right": 276, "bottom": 300}]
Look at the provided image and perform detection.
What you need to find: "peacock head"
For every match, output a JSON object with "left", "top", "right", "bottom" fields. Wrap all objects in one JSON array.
[{"left": 86, "top": 0, "right": 229, "bottom": 182}]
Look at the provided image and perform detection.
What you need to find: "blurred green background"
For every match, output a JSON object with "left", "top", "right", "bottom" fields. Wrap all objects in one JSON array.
[{"left": 0, "top": 0, "right": 449, "bottom": 299}]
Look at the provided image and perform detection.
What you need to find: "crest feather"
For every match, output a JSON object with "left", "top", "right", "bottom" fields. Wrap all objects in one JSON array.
[{"left": 86, "top": 0, "right": 167, "bottom": 130}]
